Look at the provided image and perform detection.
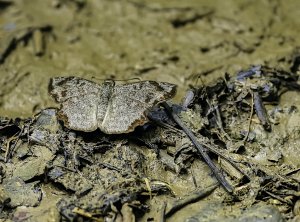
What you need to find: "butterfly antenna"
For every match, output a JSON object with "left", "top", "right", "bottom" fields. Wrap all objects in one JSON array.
[
  {"left": 91, "top": 76, "right": 142, "bottom": 86},
  {"left": 91, "top": 76, "right": 114, "bottom": 81},
  {"left": 113, "top": 77, "right": 142, "bottom": 82}
]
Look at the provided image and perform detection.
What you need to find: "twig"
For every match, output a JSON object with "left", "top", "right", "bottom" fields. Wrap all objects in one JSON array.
[
  {"left": 243, "top": 91, "right": 254, "bottom": 143},
  {"left": 165, "top": 183, "right": 218, "bottom": 217},
  {"left": 253, "top": 91, "right": 271, "bottom": 131},
  {"left": 201, "top": 142, "right": 250, "bottom": 180},
  {"left": 215, "top": 104, "right": 232, "bottom": 141},
  {"left": 162, "top": 102, "right": 233, "bottom": 193},
  {"left": 160, "top": 202, "right": 167, "bottom": 222},
  {"left": 264, "top": 190, "right": 293, "bottom": 205},
  {"left": 4, "top": 134, "right": 19, "bottom": 162},
  {"left": 205, "top": 98, "right": 231, "bottom": 141},
  {"left": 72, "top": 207, "right": 104, "bottom": 222},
  {"left": 148, "top": 116, "right": 182, "bottom": 134}
]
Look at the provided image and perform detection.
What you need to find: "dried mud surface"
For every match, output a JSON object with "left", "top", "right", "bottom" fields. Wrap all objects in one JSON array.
[{"left": 1, "top": 0, "right": 300, "bottom": 221}]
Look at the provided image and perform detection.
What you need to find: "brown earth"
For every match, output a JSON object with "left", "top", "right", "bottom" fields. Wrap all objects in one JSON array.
[{"left": 1, "top": 0, "right": 300, "bottom": 221}]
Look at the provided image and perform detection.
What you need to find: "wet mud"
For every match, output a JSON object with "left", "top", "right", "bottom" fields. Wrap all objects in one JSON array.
[{"left": 1, "top": 0, "right": 300, "bottom": 221}]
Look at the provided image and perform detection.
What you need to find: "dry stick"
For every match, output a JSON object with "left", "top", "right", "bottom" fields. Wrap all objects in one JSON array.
[
  {"left": 253, "top": 91, "right": 271, "bottom": 131},
  {"left": 160, "top": 202, "right": 167, "bottom": 222},
  {"left": 243, "top": 91, "right": 254, "bottom": 143},
  {"left": 264, "top": 190, "right": 293, "bottom": 205},
  {"left": 149, "top": 117, "right": 182, "bottom": 134},
  {"left": 5, "top": 123, "right": 26, "bottom": 162},
  {"left": 205, "top": 98, "right": 231, "bottom": 142},
  {"left": 4, "top": 134, "right": 19, "bottom": 162},
  {"left": 72, "top": 207, "right": 104, "bottom": 222},
  {"left": 165, "top": 183, "right": 219, "bottom": 217},
  {"left": 201, "top": 142, "right": 250, "bottom": 180},
  {"left": 213, "top": 102, "right": 232, "bottom": 141},
  {"left": 162, "top": 102, "right": 233, "bottom": 193},
  {"left": 199, "top": 99, "right": 248, "bottom": 178}
]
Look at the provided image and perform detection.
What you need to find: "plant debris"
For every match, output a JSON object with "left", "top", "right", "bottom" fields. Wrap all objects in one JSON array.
[
  {"left": 0, "top": 64, "right": 300, "bottom": 221},
  {"left": 1, "top": 1, "right": 300, "bottom": 221}
]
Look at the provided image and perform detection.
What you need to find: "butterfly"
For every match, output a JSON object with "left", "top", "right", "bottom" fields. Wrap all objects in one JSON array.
[{"left": 49, "top": 77, "right": 177, "bottom": 134}]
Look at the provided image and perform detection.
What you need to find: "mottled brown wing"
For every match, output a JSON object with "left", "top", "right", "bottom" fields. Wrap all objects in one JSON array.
[
  {"left": 49, "top": 77, "right": 112, "bottom": 132},
  {"left": 100, "top": 81, "right": 176, "bottom": 134}
]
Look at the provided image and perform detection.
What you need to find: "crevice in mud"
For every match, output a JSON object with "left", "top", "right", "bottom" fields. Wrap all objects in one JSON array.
[
  {"left": 1, "top": 0, "right": 300, "bottom": 221},
  {"left": 126, "top": 0, "right": 195, "bottom": 13},
  {"left": 170, "top": 10, "right": 213, "bottom": 28}
]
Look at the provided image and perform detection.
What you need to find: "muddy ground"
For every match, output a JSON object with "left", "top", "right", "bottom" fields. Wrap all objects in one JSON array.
[{"left": 1, "top": 0, "right": 300, "bottom": 221}]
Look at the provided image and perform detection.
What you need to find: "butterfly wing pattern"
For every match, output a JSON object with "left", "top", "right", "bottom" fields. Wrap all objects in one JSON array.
[
  {"left": 49, "top": 77, "right": 176, "bottom": 134},
  {"left": 100, "top": 81, "right": 176, "bottom": 134},
  {"left": 49, "top": 77, "right": 97, "bottom": 131}
]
